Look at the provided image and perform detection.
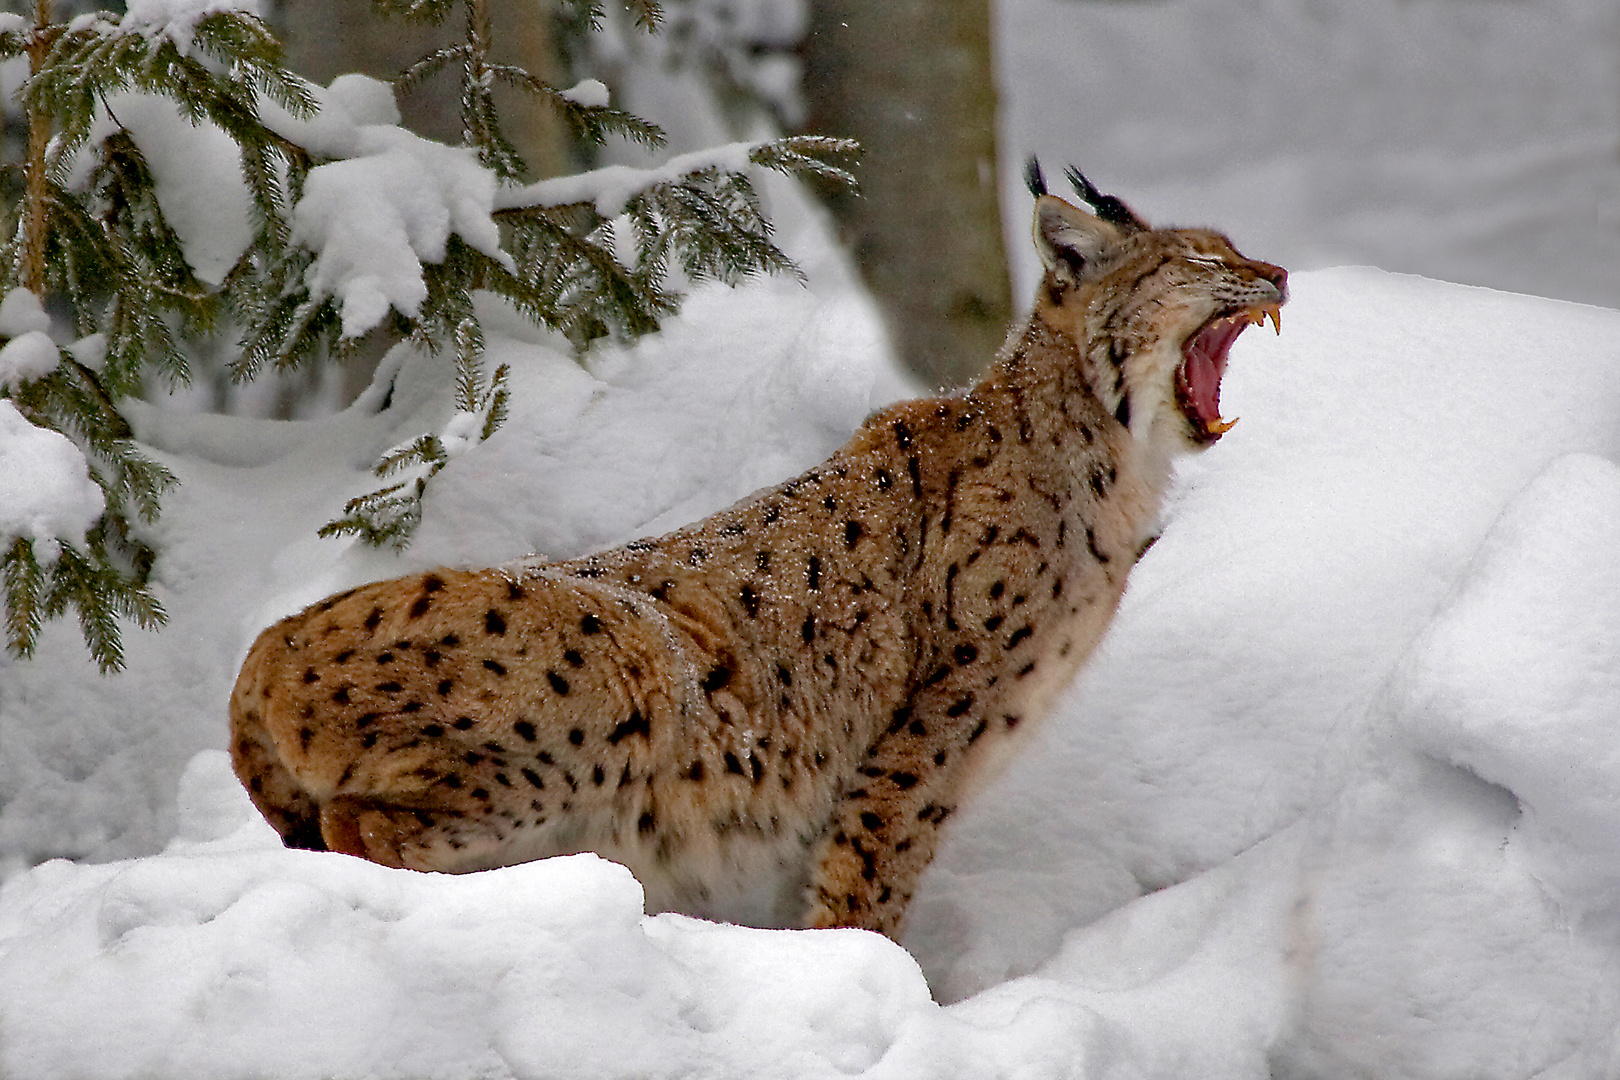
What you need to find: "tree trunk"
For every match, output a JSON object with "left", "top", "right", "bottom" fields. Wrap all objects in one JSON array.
[{"left": 801, "top": 0, "right": 1010, "bottom": 389}]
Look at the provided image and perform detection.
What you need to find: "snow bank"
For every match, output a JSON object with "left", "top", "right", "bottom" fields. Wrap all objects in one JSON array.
[
  {"left": 0, "top": 753, "right": 928, "bottom": 1080},
  {"left": 5, "top": 268, "right": 1620, "bottom": 1078},
  {"left": 1389, "top": 454, "right": 1620, "bottom": 914},
  {"left": 906, "top": 269, "right": 1620, "bottom": 1001}
]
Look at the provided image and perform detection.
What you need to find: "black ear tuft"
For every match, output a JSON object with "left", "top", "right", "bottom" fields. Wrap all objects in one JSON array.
[
  {"left": 1064, "top": 165, "right": 1147, "bottom": 231},
  {"left": 1025, "top": 157, "right": 1048, "bottom": 199}
]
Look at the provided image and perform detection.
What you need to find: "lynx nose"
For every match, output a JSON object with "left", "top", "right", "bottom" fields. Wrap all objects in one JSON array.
[{"left": 1256, "top": 262, "right": 1288, "bottom": 303}]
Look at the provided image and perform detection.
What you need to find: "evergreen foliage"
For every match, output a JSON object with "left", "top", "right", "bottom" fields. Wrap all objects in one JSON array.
[
  {"left": 0, "top": 1, "right": 307, "bottom": 671},
  {"left": 0, "top": 0, "right": 854, "bottom": 672}
]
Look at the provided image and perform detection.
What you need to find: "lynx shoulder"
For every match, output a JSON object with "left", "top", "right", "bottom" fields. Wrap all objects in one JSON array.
[{"left": 230, "top": 166, "right": 1286, "bottom": 938}]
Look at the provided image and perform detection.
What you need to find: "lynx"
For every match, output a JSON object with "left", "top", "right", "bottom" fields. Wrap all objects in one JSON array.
[{"left": 230, "top": 165, "right": 1285, "bottom": 938}]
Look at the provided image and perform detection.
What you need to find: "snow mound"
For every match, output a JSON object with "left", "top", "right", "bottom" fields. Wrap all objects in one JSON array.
[
  {"left": 1391, "top": 453, "right": 1620, "bottom": 913},
  {"left": 906, "top": 268, "right": 1620, "bottom": 1002},
  {"left": 1265, "top": 454, "right": 1620, "bottom": 1078},
  {"left": 0, "top": 751, "right": 929, "bottom": 1080}
]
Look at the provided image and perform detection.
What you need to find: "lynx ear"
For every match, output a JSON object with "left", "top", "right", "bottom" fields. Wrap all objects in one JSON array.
[{"left": 1032, "top": 195, "right": 1126, "bottom": 284}]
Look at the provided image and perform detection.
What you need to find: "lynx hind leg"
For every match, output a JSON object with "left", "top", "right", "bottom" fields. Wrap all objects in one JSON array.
[
  {"left": 230, "top": 699, "right": 512, "bottom": 872},
  {"left": 317, "top": 797, "right": 420, "bottom": 869},
  {"left": 802, "top": 695, "right": 974, "bottom": 938},
  {"left": 230, "top": 635, "right": 326, "bottom": 851},
  {"left": 314, "top": 795, "right": 521, "bottom": 873}
]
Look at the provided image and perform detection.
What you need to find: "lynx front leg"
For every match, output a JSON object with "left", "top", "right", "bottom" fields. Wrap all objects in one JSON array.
[{"left": 801, "top": 698, "right": 980, "bottom": 938}]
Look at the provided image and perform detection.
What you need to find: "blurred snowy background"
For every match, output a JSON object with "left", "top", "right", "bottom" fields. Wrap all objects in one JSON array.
[{"left": 997, "top": 0, "right": 1620, "bottom": 309}]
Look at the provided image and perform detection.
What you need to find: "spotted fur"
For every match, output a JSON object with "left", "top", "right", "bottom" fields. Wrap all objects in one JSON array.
[{"left": 230, "top": 186, "right": 1286, "bottom": 938}]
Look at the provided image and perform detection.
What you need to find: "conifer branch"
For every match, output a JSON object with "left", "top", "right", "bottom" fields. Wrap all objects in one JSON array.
[
  {"left": 3, "top": 0, "right": 856, "bottom": 669},
  {"left": 18, "top": 2, "right": 58, "bottom": 294}
]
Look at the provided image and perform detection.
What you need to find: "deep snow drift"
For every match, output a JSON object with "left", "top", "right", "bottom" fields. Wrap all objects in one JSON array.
[{"left": 5, "top": 265, "right": 1620, "bottom": 1079}]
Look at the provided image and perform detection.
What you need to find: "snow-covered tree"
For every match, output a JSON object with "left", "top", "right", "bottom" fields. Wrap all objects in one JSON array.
[{"left": 0, "top": 0, "right": 853, "bottom": 671}]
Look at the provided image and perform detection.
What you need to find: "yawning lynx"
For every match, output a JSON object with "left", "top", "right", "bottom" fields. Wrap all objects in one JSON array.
[{"left": 230, "top": 165, "right": 1286, "bottom": 938}]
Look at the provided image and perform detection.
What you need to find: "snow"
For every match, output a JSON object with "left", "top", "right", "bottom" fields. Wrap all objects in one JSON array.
[
  {"left": 68, "top": 92, "right": 256, "bottom": 286},
  {"left": 1383, "top": 454, "right": 1620, "bottom": 913},
  {"left": 559, "top": 78, "right": 612, "bottom": 110},
  {"left": 0, "top": 754, "right": 929, "bottom": 1080},
  {"left": 118, "top": 0, "right": 262, "bottom": 55},
  {"left": 0, "top": 400, "right": 105, "bottom": 560},
  {"left": 495, "top": 140, "right": 762, "bottom": 217},
  {"left": 258, "top": 73, "right": 517, "bottom": 338},
  {"left": 258, "top": 73, "right": 402, "bottom": 159},
  {"left": 0, "top": 331, "right": 59, "bottom": 390},
  {"left": 0, "top": 288, "right": 50, "bottom": 339},
  {"left": 6, "top": 0, "right": 1620, "bottom": 1076},
  {"left": 291, "top": 125, "right": 507, "bottom": 338}
]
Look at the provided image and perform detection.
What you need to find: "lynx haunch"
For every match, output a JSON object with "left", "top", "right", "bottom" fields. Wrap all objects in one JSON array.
[{"left": 230, "top": 165, "right": 1286, "bottom": 939}]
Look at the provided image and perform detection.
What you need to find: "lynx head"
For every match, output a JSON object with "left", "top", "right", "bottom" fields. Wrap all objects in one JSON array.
[{"left": 1025, "top": 161, "right": 1287, "bottom": 455}]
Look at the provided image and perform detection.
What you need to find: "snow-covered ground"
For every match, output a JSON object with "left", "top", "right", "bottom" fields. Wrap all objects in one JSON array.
[
  {"left": 5, "top": 1, "right": 1620, "bottom": 1077},
  {"left": 8, "top": 263, "right": 1620, "bottom": 1079}
]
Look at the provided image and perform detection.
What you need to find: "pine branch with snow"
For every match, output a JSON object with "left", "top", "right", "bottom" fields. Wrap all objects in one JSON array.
[
  {"left": 319, "top": 317, "right": 509, "bottom": 550},
  {"left": 309, "top": 0, "right": 854, "bottom": 547},
  {"left": 0, "top": 4, "right": 297, "bottom": 670},
  {"left": 0, "top": 377, "right": 169, "bottom": 672},
  {"left": 0, "top": 0, "right": 854, "bottom": 665},
  {"left": 22, "top": 7, "right": 314, "bottom": 230}
]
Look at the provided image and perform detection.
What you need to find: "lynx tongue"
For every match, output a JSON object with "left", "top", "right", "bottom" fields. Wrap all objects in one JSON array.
[{"left": 1177, "top": 313, "right": 1248, "bottom": 443}]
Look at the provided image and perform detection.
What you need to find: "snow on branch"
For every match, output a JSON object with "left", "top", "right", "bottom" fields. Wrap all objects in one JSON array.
[
  {"left": 494, "top": 135, "right": 855, "bottom": 218},
  {"left": 0, "top": 400, "right": 106, "bottom": 561},
  {"left": 115, "top": 0, "right": 264, "bottom": 55},
  {"left": 291, "top": 126, "right": 510, "bottom": 339}
]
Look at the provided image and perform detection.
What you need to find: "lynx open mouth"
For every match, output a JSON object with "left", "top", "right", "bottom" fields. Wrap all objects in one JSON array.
[{"left": 1176, "top": 304, "right": 1282, "bottom": 444}]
